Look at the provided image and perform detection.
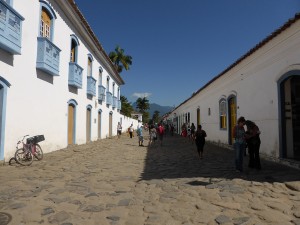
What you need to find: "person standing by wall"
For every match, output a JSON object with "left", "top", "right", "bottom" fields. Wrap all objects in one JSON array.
[
  {"left": 195, "top": 125, "right": 207, "bottom": 159},
  {"left": 233, "top": 116, "right": 246, "bottom": 172},
  {"left": 117, "top": 122, "right": 122, "bottom": 139},
  {"left": 245, "top": 120, "right": 261, "bottom": 170}
]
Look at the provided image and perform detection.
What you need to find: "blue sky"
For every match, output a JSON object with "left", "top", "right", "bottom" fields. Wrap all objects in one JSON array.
[{"left": 75, "top": 0, "right": 300, "bottom": 107}]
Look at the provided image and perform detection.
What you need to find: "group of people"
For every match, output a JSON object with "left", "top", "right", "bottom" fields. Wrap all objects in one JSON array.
[
  {"left": 148, "top": 123, "right": 165, "bottom": 147},
  {"left": 119, "top": 117, "right": 261, "bottom": 172},
  {"left": 181, "top": 123, "right": 207, "bottom": 159},
  {"left": 123, "top": 122, "right": 166, "bottom": 147},
  {"left": 181, "top": 123, "right": 196, "bottom": 142},
  {"left": 234, "top": 116, "right": 261, "bottom": 172}
]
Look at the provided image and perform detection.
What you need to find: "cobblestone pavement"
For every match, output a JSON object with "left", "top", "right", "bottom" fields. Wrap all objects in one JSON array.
[{"left": 0, "top": 133, "right": 299, "bottom": 225}]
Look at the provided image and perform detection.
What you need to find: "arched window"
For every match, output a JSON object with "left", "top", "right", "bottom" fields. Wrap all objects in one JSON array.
[
  {"left": 39, "top": 1, "right": 56, "bottom": 41},
  {"left": 40, "top": 8, "right": 51, "bottom": 38},
  {"left": 70, "top": 35, "right": 79, "bottom": 63},
  {"left": 87, "top": 54, "right": 93, "bottom": 76},
  {"left": 106, "top": 76, "right": 110, "bottom": 92},
  {"left": 219, "top": 98, "right": 227, "bottom": 129},
  {"left": 99, "top": 67, "right": 103, "bottom": 85}
]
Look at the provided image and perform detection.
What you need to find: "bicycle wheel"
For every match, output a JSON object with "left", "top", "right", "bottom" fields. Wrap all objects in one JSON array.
[
  {"left": 8, "top": 157, "right": 17, "bottom": 166},
  {"left": 34, "top": 144, "right": 43, "bottom": 160},
  {"left": 15, "top": 148, "right": 33, "bottom": 166}
]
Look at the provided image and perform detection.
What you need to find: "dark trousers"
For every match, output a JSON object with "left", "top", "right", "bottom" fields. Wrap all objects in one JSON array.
[
  {"left": 234, "top": 142, "right": 245, "bottom": 172},
  {"left": 248, "top": 140, "right": 261, "bottom": 170},
  {"left": 129, "top": 132, "right": 133, "bottom": 138}
]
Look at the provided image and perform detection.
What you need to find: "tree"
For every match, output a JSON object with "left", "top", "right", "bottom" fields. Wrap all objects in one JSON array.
[
  {"left": 120, "top": 95, "right": 133, "bottom": 117},
  {"left": 152, "top": 110, "right": 160, "bottom": 123},
  {"left": 136, "top": 97, "right": 150, "bottom": 123},
  {"left": 136, "top": 97, "right": 150, "bottom": 113},
  {"left": 109, "top": 45, "right": 132, "bottom": 73}
]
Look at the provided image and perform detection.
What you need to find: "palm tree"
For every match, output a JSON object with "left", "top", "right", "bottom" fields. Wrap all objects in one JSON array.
[
  {"left": 136, "top": 97, "right": 150, "bottom": 123},
  {"left": 136, "top": 97, "right": 150, "bottom": 113},
  {"left": 109, "top": 45, "right": 132, "bottom": 73}
]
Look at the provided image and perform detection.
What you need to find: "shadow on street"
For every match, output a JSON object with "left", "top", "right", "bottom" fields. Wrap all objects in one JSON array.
[{"left": 140, "top": 134, "right": 300, "bottom": 183}]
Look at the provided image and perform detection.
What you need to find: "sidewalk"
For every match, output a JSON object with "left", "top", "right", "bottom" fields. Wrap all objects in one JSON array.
[{"left": 0, "top": 133, "right": 299, "bottom": 225}]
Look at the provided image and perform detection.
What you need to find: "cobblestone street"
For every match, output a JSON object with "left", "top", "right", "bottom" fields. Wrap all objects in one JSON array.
[{"left": 0, "top": 133, "right": 299, "bottom": 225}]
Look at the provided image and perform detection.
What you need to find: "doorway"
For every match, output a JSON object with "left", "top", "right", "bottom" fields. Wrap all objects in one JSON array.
[
  {"left": 196, "top": 108, "right": 200, "bottom": 127},
  {"left": 86, "top": 107, "right": 92, "bottom": 142},
  {"left": 228, "top": 96, "right": 237, "bottom": 145},
  {"left": 109, "top": 112, "right": 113, "bottom": 138},
  {"left": 98, "top": 110, "right": 102, "bottom": 139},
  {"left": 68, "top": 103, "right": 75, "bottom": 145},
  {"left": 281, "top": 76, "right": 300, "bottom": 160}
]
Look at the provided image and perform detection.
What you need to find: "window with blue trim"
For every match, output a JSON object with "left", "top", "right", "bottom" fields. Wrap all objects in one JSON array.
[
  {"left": 39, "top": 1, "right": 56, "bottom": 41},
  {"left": 40, "top": 8, "right": 51, "bottom": 39}
]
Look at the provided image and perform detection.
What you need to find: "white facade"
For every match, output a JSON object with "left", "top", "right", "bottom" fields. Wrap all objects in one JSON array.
[
  {"left": 0, "top": 0, "right": 138, "bottom": 161},
  {"left": 168, "top": 14, "right": 300, "bottom": 161}
]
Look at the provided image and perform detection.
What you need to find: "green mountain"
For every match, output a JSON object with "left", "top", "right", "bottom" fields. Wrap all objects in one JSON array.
[{"left": 132, "top": 103, "right": 173, "bottom": 117}]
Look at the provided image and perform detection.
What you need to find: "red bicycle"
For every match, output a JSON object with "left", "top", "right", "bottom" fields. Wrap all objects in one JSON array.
[{"left": 14, "top": 135, "right": 44, "bottom": 166}]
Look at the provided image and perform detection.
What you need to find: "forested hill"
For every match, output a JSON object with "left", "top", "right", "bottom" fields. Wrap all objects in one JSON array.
[{"left": 132, "top": 103, "right": 173, "bottom": 117}]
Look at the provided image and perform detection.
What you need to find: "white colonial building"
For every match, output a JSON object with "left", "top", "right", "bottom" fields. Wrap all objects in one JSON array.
[
  {"left": 167, "top": 14, "right": 300, "bottom": 163},
  {"left": 0, "top": 0, "right": 138, "bottom": 161}
]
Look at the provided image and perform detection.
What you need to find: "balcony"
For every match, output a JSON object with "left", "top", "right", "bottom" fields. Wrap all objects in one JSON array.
[
  {"left": 117, "top": 100, "right": 121, "bottom": 110},
  {"left": 87, "top": 76, "right": 96, "bottom": 96},
  {"left": 68, "top": 62, "right": 83, "bottom": 88},
  {"left": 106, "top": 91, "right": 113, "bottom": 105},
  {"left": 98, "top": 85, "right": 106, "bottom": 102},
  {"left": 36, "top": 37, "right": 61, "bottom": 76},
  {"left": 112, "top": 96, "right": 117, "bottom": 109},
  {"left": 0, "top": 1, "right": 24, "bottom": 54}
]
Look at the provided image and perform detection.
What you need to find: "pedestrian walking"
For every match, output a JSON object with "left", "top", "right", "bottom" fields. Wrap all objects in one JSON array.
[
  {"left": 149, "top": 125, "right": 157, "bottom": 147},
  {"left": 137, "top": 125, "right": 144, "bottom": 146},
  {"left": 187, "top": 124, "right": 192, "bottom": 141},
  {"left": 117, "top": 122, "right": 122, "bottom": 139},
  {"left": 181, "top": 123, "right": 187, "bottom": 138},
  {"left": 195, "top": 125, "right": 207, "bottom": 159},
  {"left": 233, "top": 116, "right": 246, "bottom": 172},
  {"left": 157, "top": 123, "right": 165, "bottom": 146},
  {"left": 128, "top": 124, "right": 134, "bottom": 138},
  {"left": 191, "top": 123, "right": 196, "bottom": 141},
  {"left": 245, "top": 120, "right": 261, "bottom": 170}
]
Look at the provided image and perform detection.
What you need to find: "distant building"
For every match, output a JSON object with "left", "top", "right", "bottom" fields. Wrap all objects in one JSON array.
[
  {"left": 167, "top": 13, "right": 300, "bottom": 162},
  {"left": 131, "top": 111, "right": 143, "bottom": 122},
  {"left": 0, "top": 0, "right": 138, "bottom": 161}
]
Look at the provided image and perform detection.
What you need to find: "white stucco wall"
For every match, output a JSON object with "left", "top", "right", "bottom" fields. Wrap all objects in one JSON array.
[
  {"left": 0, "top": 0, "right": 138, "bottom": 161},
  {"left": 169, "top": 19, "right": 300, "bottom": 159}
]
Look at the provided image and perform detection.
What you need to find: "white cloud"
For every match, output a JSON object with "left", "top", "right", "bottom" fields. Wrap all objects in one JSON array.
[{"left": 132, "top": 92, "right": 152, "bottom": 98}]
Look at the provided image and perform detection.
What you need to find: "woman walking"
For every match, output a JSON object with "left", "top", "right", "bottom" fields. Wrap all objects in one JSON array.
[{"left": 195, "top": 125, "right": 207, "bottom": 159}]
